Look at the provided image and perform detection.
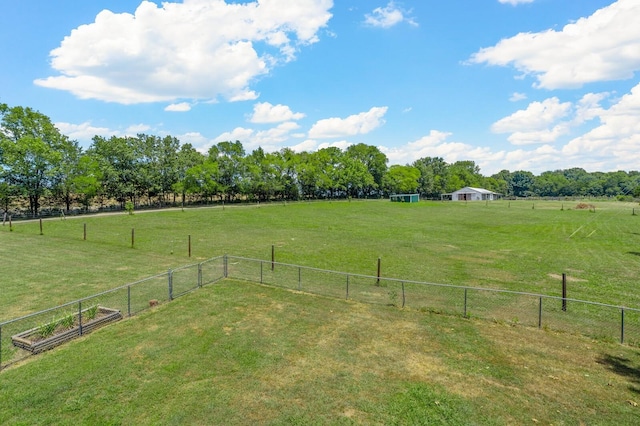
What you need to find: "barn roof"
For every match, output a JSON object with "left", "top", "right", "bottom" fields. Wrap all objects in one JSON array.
[{"left": 451, "top": 187, "right": 500, "bottom": 195}]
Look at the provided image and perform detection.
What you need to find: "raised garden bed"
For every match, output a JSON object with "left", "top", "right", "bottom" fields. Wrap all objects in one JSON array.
[{"left": 11, "top": 306, "right": 123, "bottom": 354}]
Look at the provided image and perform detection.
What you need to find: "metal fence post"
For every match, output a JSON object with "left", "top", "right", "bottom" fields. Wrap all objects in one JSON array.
[
  {"left": 402, "top": 282, "right": 405, "bottom": 308},
  {"left": 260, "top": 261, "right": 263, "bottom": 284},
  {"left": 78, "top": 301, "right": 83, "bottom": 336},
  {"left": 224, "top": 255, "right": 228, "bottom": 278},
  {"left": 346, "top": 275, "right": 349, "bottom": 300},
  {"left": 168, "top": 270, "right": 174, "bottom": 301},
  {"left": 127, "top": 285, "right": 131, "bottom": 317},
  {"left": 538, "top": 297, "right": 543, "bottom": 329},
  {"left": 463, "top": 288, "right": 468, "bottom": 317},
  {"left": 298, "top": 267, "right": 301, "bottom": 291},
  {"left": 198, "top": 263, "right": 203, "bottom": 288},
  {"left": 621, "top": 308, "right": 625, "bottom": 344}
]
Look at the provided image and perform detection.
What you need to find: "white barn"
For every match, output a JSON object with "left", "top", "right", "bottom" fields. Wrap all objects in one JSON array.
[{"left": 443, "top": 187, "right": 501, "bottom": 201}]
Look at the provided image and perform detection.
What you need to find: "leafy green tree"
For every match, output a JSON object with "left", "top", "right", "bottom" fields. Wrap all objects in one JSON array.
[
  {"left": 339, "top": 156, "right": 375, "bottom": 198},
  {"left": 183, "top": 160, "right": 221, "bottom": 202},
  {"left": 209, "top": 141, "right": 246, "bottom": 201},
  {"left": 382, "top": 165, "right": 420, "bottom": 195},
  {"left": 445, "top": 161, "right": 482, "bottom": 192},
  {"left": 296, "top": 151, "right": 321, "bottom": 199},
  {"left": 173, "top": 143, "right": 204, "bottom": 204},
  {"left": 88, "top": 136, "right": 138, "bottom": 206},
  {"left": 345, "top": 143, "right": 387, "bottom": 196},
  {"left": 50, "top": 139, "right": 84, "bottom": 212},
  {"left": 532, "top": 170, "right": 569, "bottom": 197},
  {"left": 275, "top": 148, "right": 300, "bottom": 200},
  {"left": 71, "top": 154, "right": 103, "bottom": 211},
  {"left": 508, "top": 170, "right": 535, "bottom": 197},
  {"left": 314, "top": 147, "right": 345, "bottom": 198},
  {"left": 0, "top": 104, "right": 70, "bottom": 216},
  {"left": 413, "top": 157, "right": 449, "bottom": 198}
]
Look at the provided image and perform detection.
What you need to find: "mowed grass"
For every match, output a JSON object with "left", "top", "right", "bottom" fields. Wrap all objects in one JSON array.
[
  {"left": 1, "top": 199, "right": 639, "bottom": 320},
  {"left": 1, "top": 281, "right": 639, "bottom": 425},
  {"left": 2, "top": 200, "right": 640, "bottom": 424}
]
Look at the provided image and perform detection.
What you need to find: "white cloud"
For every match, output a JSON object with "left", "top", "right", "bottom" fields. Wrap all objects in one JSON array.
[
  {"left": 308, "top": 106, "right": 388, "bottom": 138},
  {"left": 55, "top": 121, "right": 115, "bottom": 142},
  {"left": 318, "top": 140, "right": 352, "bottom": 151},
  {"left": 55, "top": 121, "right": 156, "bottom": 147},
  {"left": 563, "top": 82, "right": 640, "bottom": 167},
  {"left": 175, "top": 131, "right": 214, "bottom": 154},
  {"left": 212, "top": 121, "right": 302, "bottom": 152},
  {"left": 249, "top": 102, "right": 305, "bottom": 123},
  {"left": 498, "top": 0, "right": 534, "bottom": 5},
  {"left": 364, "top": 2, "right": 418, "bottom": 29},
  {"left": 34, "top": 0, "right": 333, "bottom": 104},
  {"left": 470, "top": 0, "right": 640, "bottom": 89},
  {"left": 379, "top": 130, "right": 505, "bottom": 173},
  {"left": 165, "top": 102, "right": 192, "bottom": 112},
  {"left": 491, "top": 94, "right": 610, "bottom": 145},
  {"left": 509, "top": 92, "right": 527, "bottom": 102},
  {"left": 290, "top": 139, "right": 319, "bottom": 152},
  {"left": 491, "top": 97, "right": 572, "bottom": 134},
  {"left": 126, "top": 123, "right": 151, "bottom": 133}
]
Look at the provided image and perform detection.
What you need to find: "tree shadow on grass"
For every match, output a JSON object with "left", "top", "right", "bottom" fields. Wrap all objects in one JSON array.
[
  {"left": 597, "top": 354, "right": 640, "bottom": 394},
  {"left": 627, "top": 252, "right": 640, "bottom": 257}
]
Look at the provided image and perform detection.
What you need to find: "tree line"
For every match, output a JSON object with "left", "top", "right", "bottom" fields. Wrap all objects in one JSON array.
[{"left": 1, "top": 104, "right": 639, "bottom": 216}]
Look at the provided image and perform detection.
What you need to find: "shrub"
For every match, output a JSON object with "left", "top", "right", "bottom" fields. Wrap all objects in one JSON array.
[{"left": 124, "top": 201, "right": 134, "bottom": 215}]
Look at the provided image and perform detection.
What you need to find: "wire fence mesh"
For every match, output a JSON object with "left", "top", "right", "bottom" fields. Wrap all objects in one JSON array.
[
  {"left": 227, "top": 256, "right": 640, "bottom": 346},
  {"left": 2, "top": 254, "right": 639, "bottom": 371}
]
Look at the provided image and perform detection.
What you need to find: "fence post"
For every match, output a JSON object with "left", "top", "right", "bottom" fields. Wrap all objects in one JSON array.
[
  {"left": 402, "top": 282, "right": 405, "bottom": 308},
  {"left": 224, "top": 255, "right": 228, "bottom": 278},
  {"left": 298, "top": 267, "right": 301, "bottom": 290},
  {"left": 562, "top": 273, "right": 567, "bottom": 312},
  {"left": 346, "top": 274, "right": 349, "bottom": 300},
  {"left": 621, "top": 308, "right": 625, "bottom": 344},
  {"left": 464, "top": 288, "right": 468, "bottom": 317},
  {"left": 127, "top": 285, "right": 131, "bottom": 317},
  {"left": 0, "top": 324, "right": 3, "bottom": 369},
  {"left": 131, "top": 228, "right": 135, "bottom": 248},
  {"left": 260, "top": 261, "right": 264, "bottom": 284},
  {"left": 188, "top": 235, "right": 191, "bottom": 257},
  {"left": 78, "top": 301, "right": 83, "bottom": 336},
  {"left": 376, "top": 257, "right": 381, "bottom": 286},
  {"left": 198, "top": 263, "right": 203, "bottom": 288},
  {"left": 40, "top": 218, "right": 43, "bottom": 235},
  {"left": 538, "top": 297, "right": 543, "bottom": 329},
  {"left": 271, "top": 245, "right": 275, "bottom": 271},
  {"left": 168, "top": 270, "right": 173, "bottom": 301},
  {"left": 84, "top": 223, "right": 87, "bottom": 241}
]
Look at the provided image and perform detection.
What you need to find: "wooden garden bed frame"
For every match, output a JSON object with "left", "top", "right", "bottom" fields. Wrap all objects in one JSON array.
[{"left": 11, "top": 306, "right": 123, "bottom": 354}]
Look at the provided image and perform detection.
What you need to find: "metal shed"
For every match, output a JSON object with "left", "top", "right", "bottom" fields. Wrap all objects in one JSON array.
[{"left": 390, "top": 194, "right": 419, "bottom": 203}]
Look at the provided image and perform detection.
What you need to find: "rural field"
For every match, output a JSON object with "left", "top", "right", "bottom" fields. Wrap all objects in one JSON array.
[{"left": 1, "top": 199, "right": 640, "bottom": 424}]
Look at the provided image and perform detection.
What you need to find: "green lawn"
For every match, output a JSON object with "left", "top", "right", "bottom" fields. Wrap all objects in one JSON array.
[
  {"left": 1, "top": 281, "right": 639, "bottom": 425},
  {"left": 1, "top": 199, "right": 640, "bottom": 424},
  {"left": 2, "top": 199, "right": 639, "bottom": 320}
]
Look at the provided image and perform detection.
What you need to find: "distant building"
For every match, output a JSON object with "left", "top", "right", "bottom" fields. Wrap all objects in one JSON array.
[
  {"left": 390, "top": 194, "right": 419, "bottom": 203},
  {"left": 442, "top": 187, "right": 501, "bottom": 201}
]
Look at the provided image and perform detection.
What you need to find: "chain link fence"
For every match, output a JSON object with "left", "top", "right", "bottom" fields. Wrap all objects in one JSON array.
[
  {"left": 227, "top": 255, "right": 640, "bottom": 347},
  {"left": 2, "top": 254, "right": 638, "bottom": 370},
  {"left": 0, "top": 256, "right": 225, "bottom": 370}
]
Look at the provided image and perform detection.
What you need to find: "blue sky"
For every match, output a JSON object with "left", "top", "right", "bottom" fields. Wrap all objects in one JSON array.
[{"left": 1, "top": 0, "right": 639, "bottom": 175}]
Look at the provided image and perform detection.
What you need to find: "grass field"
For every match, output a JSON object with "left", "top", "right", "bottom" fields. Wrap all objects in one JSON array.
[
  {"left": 1, "top": 280, "right": 639, "bottom": 425},
  {"left": 2, "top": 199, "right": 639, "bottom": 320},
  {"left": 1, "top": 199, "right": 640, "bottom": 423}
]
